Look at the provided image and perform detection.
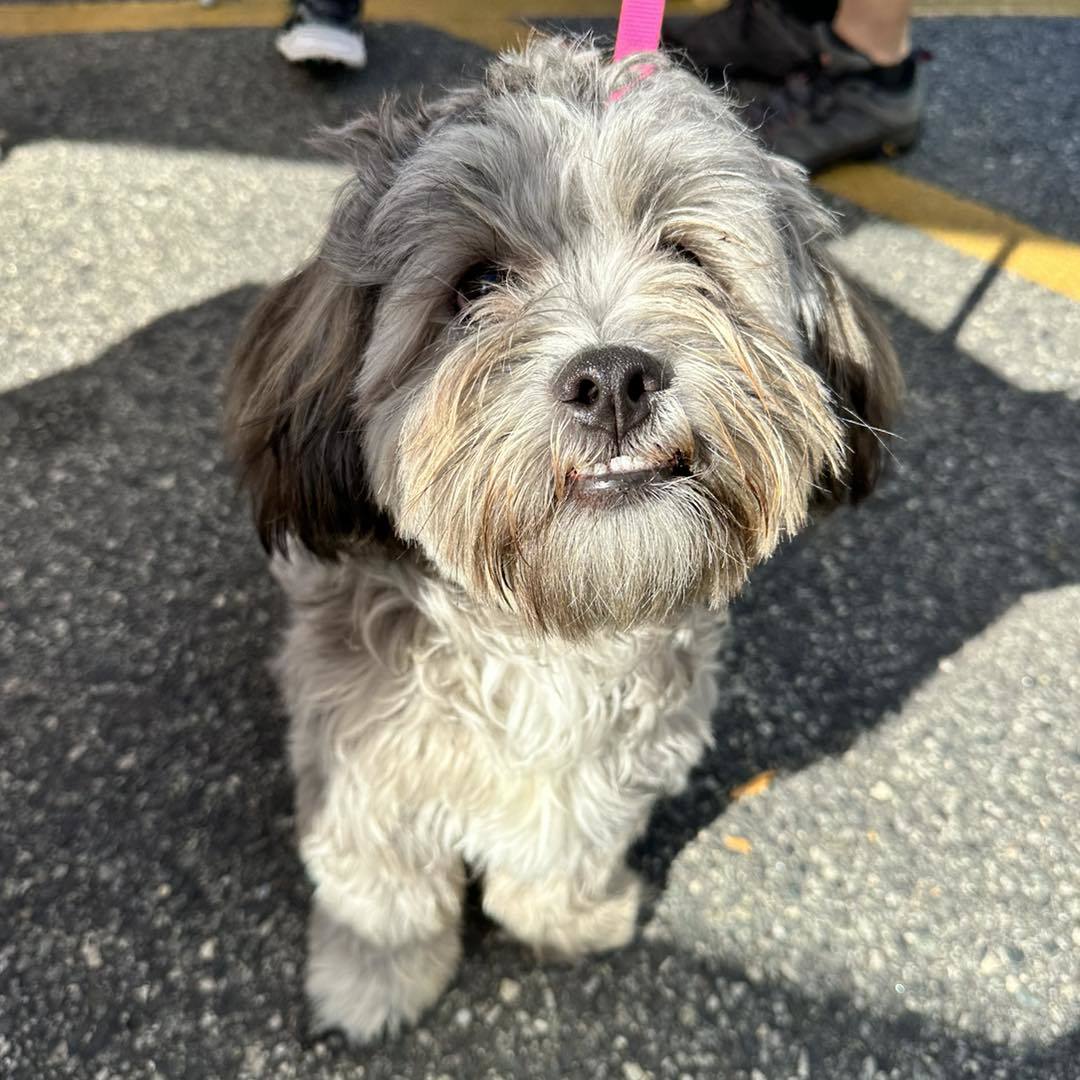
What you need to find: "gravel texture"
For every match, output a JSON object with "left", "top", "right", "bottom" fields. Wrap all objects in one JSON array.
[{"left": 2, "top": 16, "right": 1079, "bottom": 1080}]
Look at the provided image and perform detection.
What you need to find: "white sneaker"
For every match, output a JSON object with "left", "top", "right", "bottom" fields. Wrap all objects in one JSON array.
[{"left": 276, "top": 8, "right": 367, "bottom": 69}]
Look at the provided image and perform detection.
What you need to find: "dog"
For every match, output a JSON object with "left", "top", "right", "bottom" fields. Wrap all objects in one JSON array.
[{"left": 224, "top": 37, "right": 901, "bottom": 1043}]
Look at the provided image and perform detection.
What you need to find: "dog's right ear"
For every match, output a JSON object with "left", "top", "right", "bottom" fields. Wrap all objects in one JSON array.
[{"left": 225, "top": 262, "right": 380, "bottom": 558}]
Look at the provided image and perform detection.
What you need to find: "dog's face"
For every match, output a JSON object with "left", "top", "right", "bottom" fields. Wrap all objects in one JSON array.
[{"left": 227, "top": 40, "right": 901, "bottom": 637}]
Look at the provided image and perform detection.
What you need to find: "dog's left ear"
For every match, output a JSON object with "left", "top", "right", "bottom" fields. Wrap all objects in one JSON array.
[
  {"left": 225, "top": 262, "right": 381, "bottom": 558},
  {"left": 771, "top": 159, "right": 904, "bottom": 504},
  {"left": 225, "top": 97, "right": 459, "bottom": 558}
]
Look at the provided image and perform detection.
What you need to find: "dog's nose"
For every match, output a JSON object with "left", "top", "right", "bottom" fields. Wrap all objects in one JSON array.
[{"left": 555, "top": 346, "right": 668, "bottom": 441}]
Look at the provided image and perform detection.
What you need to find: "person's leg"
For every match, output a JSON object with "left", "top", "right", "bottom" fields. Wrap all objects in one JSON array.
[
  {"left": 756, "top": 0, "right": 921, "bottom": 171},
  {"left": 832, "top": 0, "right": 912, "bottom": 66},
  {"left": 666, "top": 0, "right": 923, "bottom": 171},
  {"left": 276, "top": 0, "right": 367, "bottom": 68},
  {"left": 302, "top": 0, "right": 360, "bottom": 24}
]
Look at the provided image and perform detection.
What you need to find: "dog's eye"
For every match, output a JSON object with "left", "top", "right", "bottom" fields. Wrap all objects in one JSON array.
[
  {"left": 662, "top": 240, "right": 703, "bottom": 267},
  {"left": 454, "top": 262, "right": 506, "bottom": 312}
]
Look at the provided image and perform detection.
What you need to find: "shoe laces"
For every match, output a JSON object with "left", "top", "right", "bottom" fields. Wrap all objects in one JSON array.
[
  {"left": 757, "top": 42, "right": 932, "bottom": 128},
  {"left": 750, "top": 63, "right": 838, "bottom": 130}
]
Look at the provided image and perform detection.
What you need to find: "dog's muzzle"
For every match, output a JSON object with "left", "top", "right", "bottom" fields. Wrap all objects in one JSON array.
[{"left": 556, "top": 345, "right": 689, "bottom": 502}]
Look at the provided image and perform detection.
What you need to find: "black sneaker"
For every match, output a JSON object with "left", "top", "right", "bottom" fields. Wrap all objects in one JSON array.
[
  {"left": 664, "top": 0, "right": 820, "bottom": 82},
  {"left": 276, "top": 3, "right": 367, "bottom": 68},
  {"left": 751, "top": 25, "right": 924, "bottom": 171}
]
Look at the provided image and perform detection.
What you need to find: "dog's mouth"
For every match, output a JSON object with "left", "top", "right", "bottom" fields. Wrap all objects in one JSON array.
[{"left": 567, "top": 451, "right": 691, "bottom": 502}]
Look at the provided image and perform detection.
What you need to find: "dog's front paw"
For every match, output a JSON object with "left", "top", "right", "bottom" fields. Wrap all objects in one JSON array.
[
  {"left": 306, "top": 904, "right": 461, "bottom": 1044},
  {"left": 486, "top": 866, "right": 643, "bottom": 962},
  {"left": 543, "top": 867, "right": 643, "bottom": 960}
]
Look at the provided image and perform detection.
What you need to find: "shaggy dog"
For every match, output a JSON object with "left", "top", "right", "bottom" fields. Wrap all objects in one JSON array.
[{"left": 225, "top": 38, "right": 901, "bottom": 1043}]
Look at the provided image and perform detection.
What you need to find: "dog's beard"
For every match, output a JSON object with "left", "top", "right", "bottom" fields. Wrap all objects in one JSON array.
[
  {"left": 388, "top": 304, "right": 846, "bottom": 639},
  {"left": 518, "top": 490, "right": 741, "bottom": 635}
]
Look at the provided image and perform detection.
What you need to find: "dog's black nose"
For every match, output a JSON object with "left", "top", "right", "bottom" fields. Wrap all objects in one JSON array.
[{"left": 555, "top": 346, "right": 668, "bottom": 441}]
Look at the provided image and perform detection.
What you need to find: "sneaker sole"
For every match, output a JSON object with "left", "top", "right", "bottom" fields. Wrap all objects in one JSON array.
[
  {"left": 276, "top": 24, "right": 367, "bottom": 68},
  {"left": 806, "top": 121, "right": 921, "bottom": 173}
]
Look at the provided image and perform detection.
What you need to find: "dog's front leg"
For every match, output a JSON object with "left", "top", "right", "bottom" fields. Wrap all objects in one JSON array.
[
  {"left": 300, "top": 797, "right": 465, "bottom": 1044},
  {"left": 483, "top": 853, "right": 643, "bottom": 962}
]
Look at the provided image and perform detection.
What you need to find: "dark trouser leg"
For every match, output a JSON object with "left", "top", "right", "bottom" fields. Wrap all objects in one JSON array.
[
  {"left": 302, "top": 0, "right": 361, "bottom": 22},
  {"left": 779, "top": 0, "right": 838, "bottom": 21}
]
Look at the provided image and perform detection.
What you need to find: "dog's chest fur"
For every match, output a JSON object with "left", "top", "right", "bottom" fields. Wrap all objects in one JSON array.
[{"left": 276, "top": 548, "right": 724, "bottom": 878}]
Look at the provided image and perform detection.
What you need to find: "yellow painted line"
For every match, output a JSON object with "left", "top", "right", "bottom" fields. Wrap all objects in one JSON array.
[
  {"left": 913, "top": 1, "right": 1080, "bottom": 11},
  {"left": 0, "top": 0, "right": 284, "bottom": 34},
  {"left": 0, "top": 0, "right": 704, "bottom": 42},
  {"left": 817, "top": 163, "right": 1080, "bottom": 303},
  {"left": 6, "top": 0, "right": 1078, "bottom": 41}
]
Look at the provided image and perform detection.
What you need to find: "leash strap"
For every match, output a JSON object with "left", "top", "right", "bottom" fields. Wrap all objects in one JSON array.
[{"left": 612, "top": 0, "right": 666, "bottom": 60}]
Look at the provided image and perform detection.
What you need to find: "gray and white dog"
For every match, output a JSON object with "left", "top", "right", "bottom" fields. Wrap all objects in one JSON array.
[{"left": 225, "top": 37, "right": 901, "bottom": 1043}]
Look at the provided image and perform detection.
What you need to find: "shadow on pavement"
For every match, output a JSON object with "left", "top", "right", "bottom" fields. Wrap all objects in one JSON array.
[
  {"left": 0, "top": 282, "right": 1078, "bottom": 1075},
  {"left": 0, "top": 24, "right": 487, "bottom": 162},
  {"left": 634, "top": 283, "right": 1080, "bottom": 888}
]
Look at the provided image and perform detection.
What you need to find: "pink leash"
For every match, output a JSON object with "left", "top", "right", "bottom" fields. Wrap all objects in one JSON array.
[
  {"left": 612, "top": 0, "right": 666, "bottom": 60},
  {"left": 610, "top": 0, "right": 665, "bottom": 101}
]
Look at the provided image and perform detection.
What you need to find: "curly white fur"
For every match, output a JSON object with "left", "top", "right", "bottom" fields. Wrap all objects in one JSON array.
[{"left": 274, "top": 548, "right": 722, "bottom": 1039}]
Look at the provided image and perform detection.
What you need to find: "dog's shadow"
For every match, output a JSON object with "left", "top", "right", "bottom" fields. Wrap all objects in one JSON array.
[{"left": 2, "top": 283, "right": 1078, "bottom": 1070}]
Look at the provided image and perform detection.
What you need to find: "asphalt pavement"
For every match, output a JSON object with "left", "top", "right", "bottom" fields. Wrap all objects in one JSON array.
[{"left": 1, "top": 13, "right": 1079, "bottom": 1080}]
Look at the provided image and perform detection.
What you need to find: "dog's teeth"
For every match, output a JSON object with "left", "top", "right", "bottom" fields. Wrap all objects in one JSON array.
[
  {"left": 608, "top": 455, "right": 650, "bottom": 474},
  {"left": 576, "top": 455, "right": 660, "bottom": 479}
]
